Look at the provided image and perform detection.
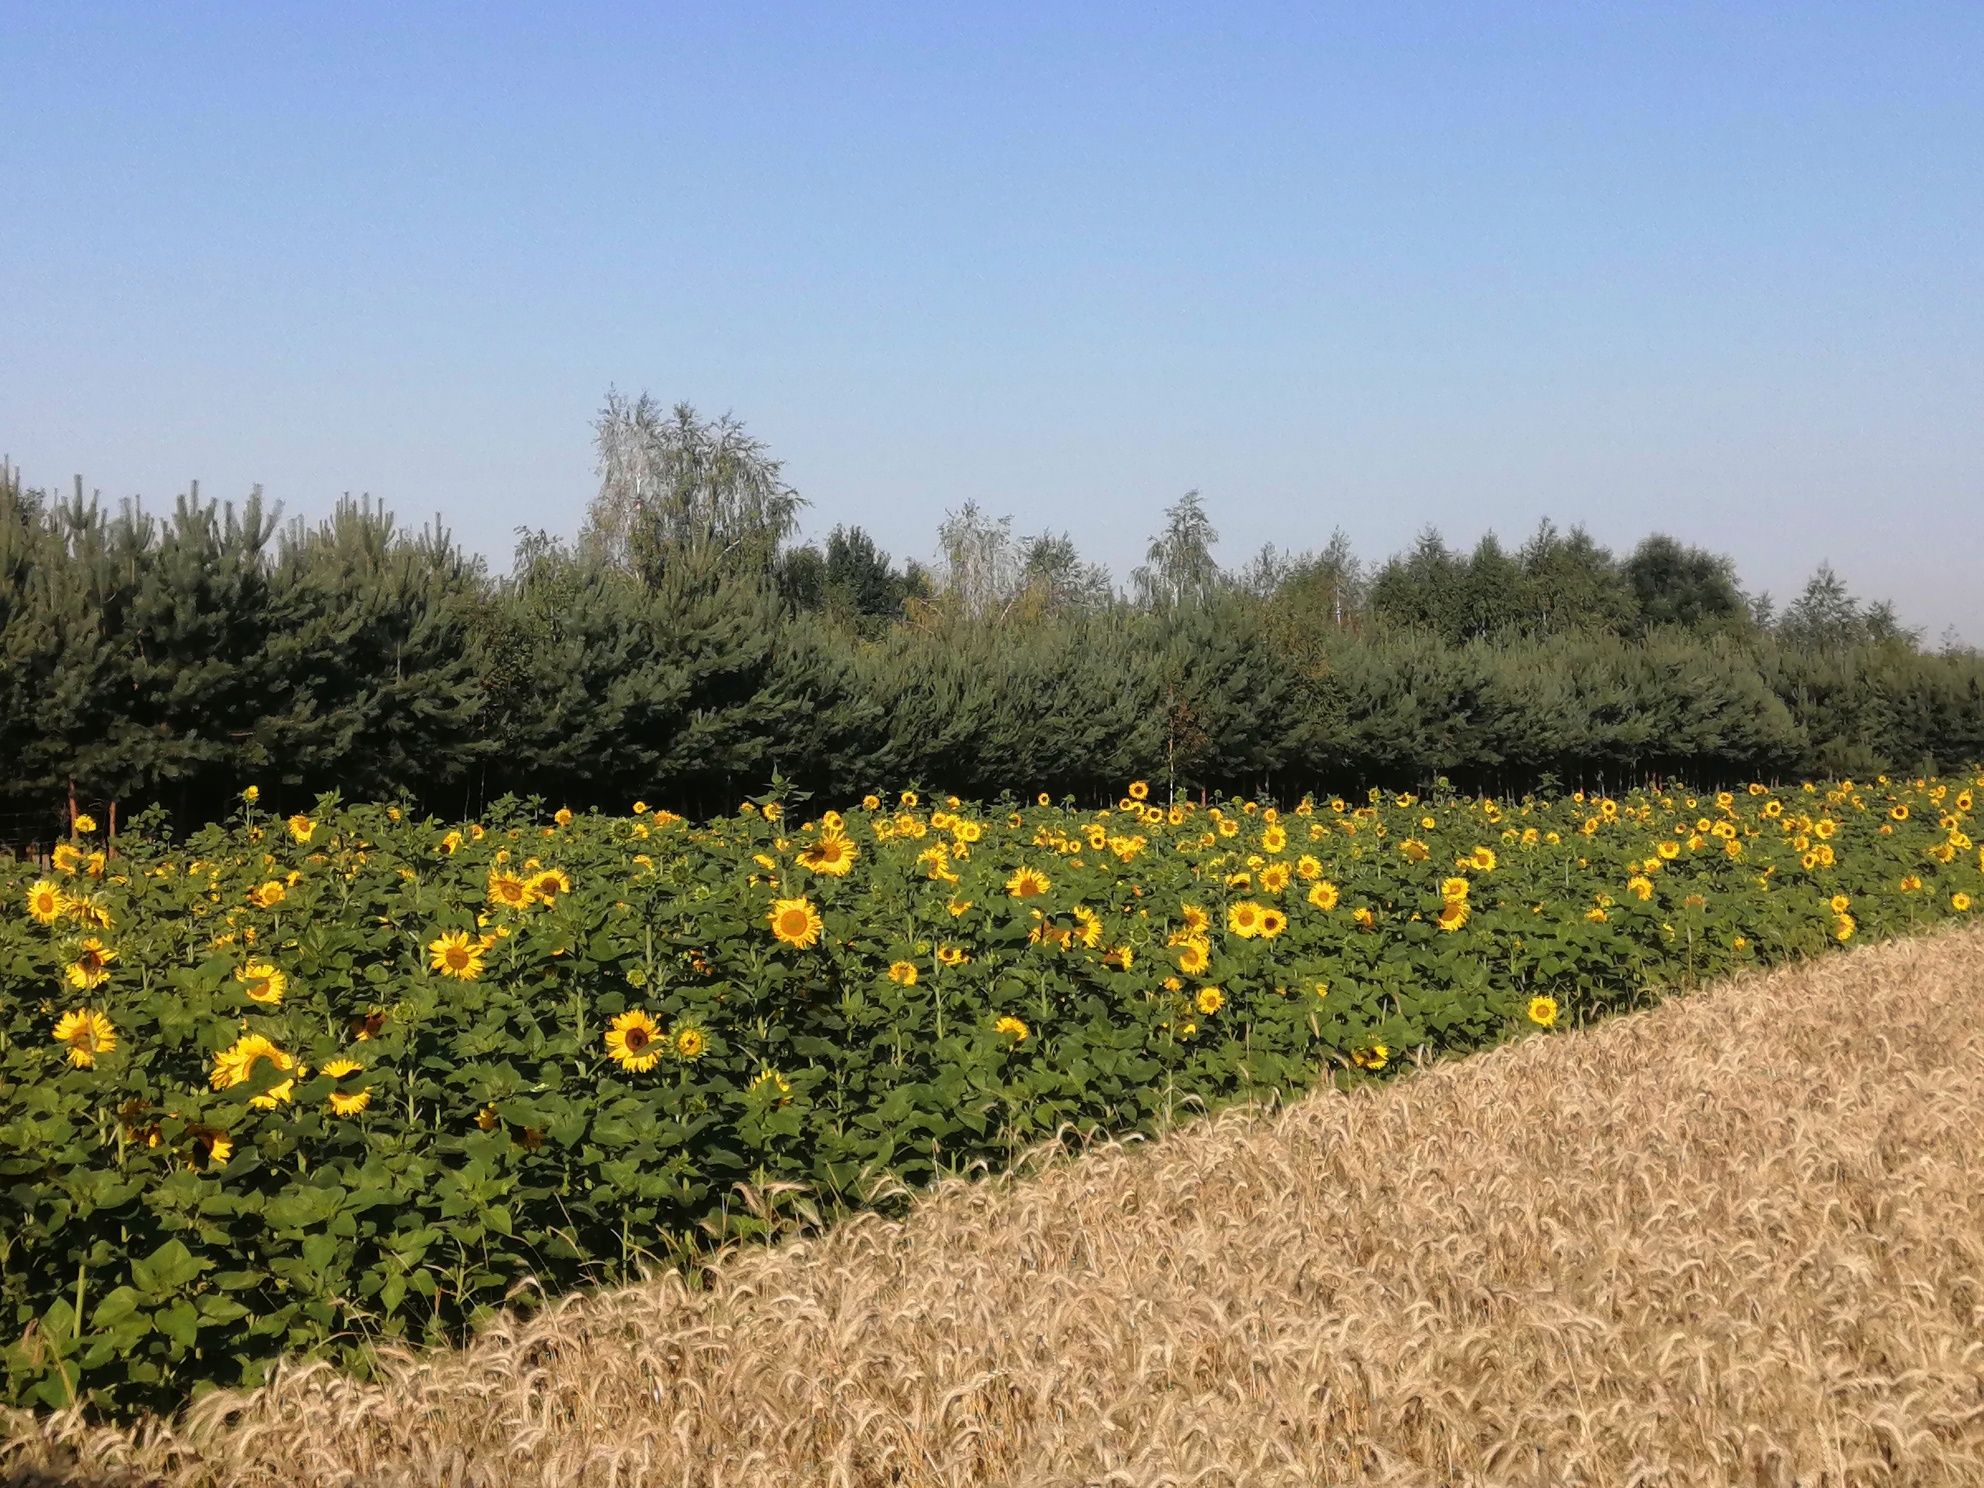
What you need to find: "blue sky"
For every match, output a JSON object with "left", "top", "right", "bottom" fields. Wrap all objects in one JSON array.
[{"left": 3, "top": 3, "right": 1979, "bottom": 637}]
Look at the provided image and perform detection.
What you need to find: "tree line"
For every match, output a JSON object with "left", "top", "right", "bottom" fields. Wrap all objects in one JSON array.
[{"left": 2, "top": 400, "right": 1979, "bottom": 836}]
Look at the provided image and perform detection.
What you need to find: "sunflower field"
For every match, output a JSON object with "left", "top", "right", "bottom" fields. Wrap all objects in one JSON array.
[{"left": 4, "top": 776, "right": 1982, "bottom": 1417}]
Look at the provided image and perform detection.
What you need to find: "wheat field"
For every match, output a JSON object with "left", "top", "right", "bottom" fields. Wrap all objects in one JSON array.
[{"left": 7, "top": 927, "right": 1984, "bottom": 1488}]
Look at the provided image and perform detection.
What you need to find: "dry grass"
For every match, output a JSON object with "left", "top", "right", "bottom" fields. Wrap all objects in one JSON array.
[{"left": 9, "top": 929, "right": 1984, "bottom": 1488}]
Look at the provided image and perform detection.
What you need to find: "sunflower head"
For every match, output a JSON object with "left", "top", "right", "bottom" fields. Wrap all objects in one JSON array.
[
  {"left": 768, "top": 896, "right": 824, "bottom": 949},
  {"left": 26, "top": 879, "right": 66, "bottom": 925},
  {"left": 604, "top": 1009, "right": 664, "bottom": 1073},
  {"left": 1005, "top": 866, "right": 1050, "bottom": 899},
  {"left": 53, "top": 1008, "right": 116, "bottom": 1068}
]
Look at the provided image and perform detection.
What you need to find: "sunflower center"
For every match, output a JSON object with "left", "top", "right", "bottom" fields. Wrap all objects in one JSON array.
[
  {"left": 779, "top": 910, "right": 809, "bottom": 936},
  {"left": 624, "top": 1026, "right": 650, "bottom": 1051},
  {"left": 445, "top": 946, "right": 471, "bottom": 969}
]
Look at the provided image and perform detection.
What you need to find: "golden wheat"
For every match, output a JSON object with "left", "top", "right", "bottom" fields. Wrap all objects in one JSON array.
[{"left": 8, "top": 926, "right": 1984, "bottom": 1488}]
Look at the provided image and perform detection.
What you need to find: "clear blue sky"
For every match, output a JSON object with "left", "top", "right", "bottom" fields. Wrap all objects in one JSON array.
[{"left": 3, "top": 3, "right": 1980, "bottom": 638}]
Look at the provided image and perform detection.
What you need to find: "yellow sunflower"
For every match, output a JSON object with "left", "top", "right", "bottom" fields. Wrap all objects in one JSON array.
[
  {"left": 673, "top": 1026, "right": 707, "bottom": 1061},
  {"left": 994, "top": 1014, "right": 1031, "bottom": 1041},
  {"left": 1526, "top": 996, "right": 1558, "bottom": 1028},
  {"left": 235, "top": 960, "right": 288, "bottom": 1006},
  {"left": 1194, "top": 985, "right": 1225, "bottom": 1016},
  {"left": 796, "top": 831, "right": 859, "bottom": 876},
  {"left": 25, "top": 879, "right": 66, "bottom": 925},
  {"left": 768, "top": 896, "right": 824, "bottom": 949},
  {"left": 210, "top": 1032, "right": 298, "bottom": 1108},
  {"left": 53, "top": 1008, "right": 116, "bottom": 1068},
  {"left": 1307, "top": 880, "right": 1340, "bottom": 912},
  {"left": 604, "top": 1009, "right": 663, "bottom": 1072},
  {"left": 486, "top": 869, "right": 532, "bottom": 910},
  {"left": 888, "top": 960, "right": 919, "bottom": 986},
  {"left": 1176, "top": 939, "right": 1211, "bottom": 976},
  {"left": 287, "top": 814, "right": 316, "bottom": 843},
  {"left": 1006, "top": 865, "right": 1051, "bottom": 898},
  {"left": 1226, "top": 901, "right": 1265, "bottom": 938},
  {"left": 321, "top": 1057, "right": 371, "bottom": 1116},
  {"left": 427, "top": 930, "right": 488, "bottom": 981},
  {"left": 64, "top": 937, "right": 117, "bottom": 990}
]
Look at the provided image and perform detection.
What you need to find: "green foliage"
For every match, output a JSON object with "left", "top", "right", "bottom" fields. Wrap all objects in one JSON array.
[{"left": 2, "top": 480, "right": 1980, "bottom": 831}]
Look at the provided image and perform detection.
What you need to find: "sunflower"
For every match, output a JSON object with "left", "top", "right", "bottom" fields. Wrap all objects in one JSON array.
[
  {"left": 1306, "top": 880, "right": 1340, "bottom": 912},
  {"left": 936, "top": 943, "right": 971, "bottom": 967},
  {"left": 796, "top": 831, "right": 859, "bottom": 876},
  {"left": 188, "top": 1126, "right": 233, "bottom": 1170},
  {"left": 1470, "top": 846, "right": 1498, "bottom": 872},
  {"left": 72, "top": 813, "right": 98, "bottom": 834},
  {"left": 1259, "top": 861, "right": 1292, "bottom": 894},
  {"left": 1257, "top": 907, "right": 1288, "bottom": 939},
  {"left": 1436, "top": 899, "right": 1469, "bottom": 932},
  {"left": 321, "top": 1057, "right": 371, "bottom": 1116},
  {"left": 1399, "top": 839, "right": 1430, "bottom": 863},
  {"left": 1351, "top": 1044, "right": 1389, "bottom": 1071},
  {"left": 53, "top": 1008, "right": 116, "bottom": 1068},
  {"left": 1828, "top": 893, "right": 1851, "bottom": 914},
  {"left": 1226, "top": 901, "right": 1264, "bottom": 938},
  {"left": 673, "top": 1026, "right": 707, "bottom": 1061},
  {"left": 1526, "top": 996, "right": 1558, "bottom": 1029},
  {"left": 210, "top": 1032, "right": 298, "bottom": 1108},
  {"left": 1352, "top": 906, "right": 1376, "bottom": 929},
  {"left": 1194, "top": 986, "right": 1225, "bottom": 1016},
  {"left": 1440, "top": 876, "right": 1471, "bottom": 902},
  {"left": 1006, "top": 865, "right": 1051, "bottom": 899},
  {"left": 1834, "top": 914, "right": 1856, "bottom": 943},
  {"left": 1954, "top": 893, "right": 1973, "bottom": 912},
  {"left": 25, "top": 879, "right": 66, "bottom": 925},
  {"left": 427, "top": 930, "right": 488, "bottom": 981},
  {"left": 64, "top": 937, "right": 117, "bottom": 990},
  {"left": 50, "top": 843, "right": 81, "bottom": 875},
  {"left": 235, "top": 960, "right": 288, "bottom": 1006},
  {"left": 64, "top": 890, "right": 112, "bottom": 929},
  {"left": 250, "top": 879, "right": 287, "bottom": 908},
  {"left": 1179, "top": 903, "right": 1211, "bottom": 936},
  {"left": 768, "top": 896, "right": 824, "bottom": 949},
  {"left": 994, "top": 1014, "right": 1031, "bottom": 1041},
  {"left": 888, "top": 960, "right": 919, "bottom": 986},
  {"left": 749, "top": 1067, "right": 794, "bottom": 1102},
  {"left": 531, "top": 867, "right": 573, "bottom": 903},
  {"left": 1176, "top": 939, "right": 1211, "bottom": 976},
  {"left": 287, "top": 814, "right": 316, "bottom": 843},
  {"left": 486, "top": 869, "right": 532, "bottom": 910},
  {"left": 553, "top": 807, "right": 574, "bottom": 827},
  {"left": 1261, "top": 825, "right": 1287, "bottom": 854},
  {"left": 1128, "top": 780, "right": 1150, "bottom": 801},
  {"left": 604, "top": 1009, "right": 663, "bottom": 1072}
]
